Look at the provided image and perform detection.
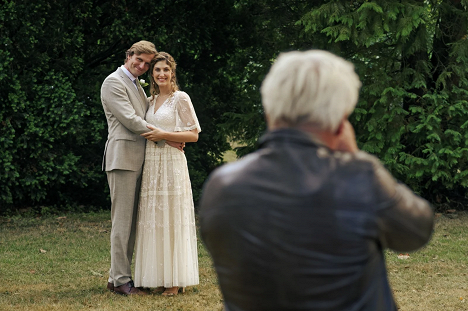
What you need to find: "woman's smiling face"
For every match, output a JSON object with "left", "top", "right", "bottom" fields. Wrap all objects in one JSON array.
[{"left": 152, "top": 60, "right": 172, "bottom": 88}]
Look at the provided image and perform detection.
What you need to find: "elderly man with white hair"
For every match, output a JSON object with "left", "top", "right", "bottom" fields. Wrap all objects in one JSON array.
[{"left": 199, "top": 50, "right": 434, "bottom": 311}]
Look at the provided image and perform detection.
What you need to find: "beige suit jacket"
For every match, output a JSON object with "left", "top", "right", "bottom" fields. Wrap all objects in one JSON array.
[{"left": 101, "top": 67, "right": 150, "bottom": 171}]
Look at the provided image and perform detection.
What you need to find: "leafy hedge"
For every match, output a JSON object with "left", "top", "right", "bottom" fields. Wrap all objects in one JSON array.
[
  {"left": 0, "top": 0, "right": 240, "bottom": 214},
  {"left": 1, "top": 0, "right": 467, "bottom": 214}
]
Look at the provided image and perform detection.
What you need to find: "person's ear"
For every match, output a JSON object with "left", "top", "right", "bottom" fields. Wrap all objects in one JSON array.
[{"left": 335, "top": 117, "right": 347, "bottom": 136}]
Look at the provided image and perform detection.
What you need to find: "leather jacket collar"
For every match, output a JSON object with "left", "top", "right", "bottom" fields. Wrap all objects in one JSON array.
[{"left": 258, "top": 128, "right": 326, "bottom": 150}]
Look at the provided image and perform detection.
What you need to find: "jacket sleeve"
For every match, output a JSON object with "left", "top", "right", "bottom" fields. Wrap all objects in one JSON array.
[
  {"left": 368, "top": 154, "right": 434, "bottom": 252},
  {"left": 101, "top": 76, "right": 149, "bottom": 134}
]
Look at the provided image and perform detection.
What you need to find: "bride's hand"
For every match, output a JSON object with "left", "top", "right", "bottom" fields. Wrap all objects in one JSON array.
[
  {"left": 166, "top": 141, "right": 185, "bottom": 152},
  {"left": 141, "top": 124, "right": 166, "bottom": 142}
]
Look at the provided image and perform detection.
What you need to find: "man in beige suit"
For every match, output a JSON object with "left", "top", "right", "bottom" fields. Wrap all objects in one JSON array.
[{"left": 101, "top": 41, "right": 181, "bottom": 295}]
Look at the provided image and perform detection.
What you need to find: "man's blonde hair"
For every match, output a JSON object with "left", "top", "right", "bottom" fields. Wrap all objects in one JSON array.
[
  {"left": 125, "top": 40, "right": 157, "bottom": 62},
  {"left": 261, "top": 50, "right": 362, "bottom": 131}
]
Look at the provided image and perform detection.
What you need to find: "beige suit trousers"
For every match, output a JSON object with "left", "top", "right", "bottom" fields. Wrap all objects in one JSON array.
[{"left": 106, "top": 168, "right": 142, "bottom": 286}]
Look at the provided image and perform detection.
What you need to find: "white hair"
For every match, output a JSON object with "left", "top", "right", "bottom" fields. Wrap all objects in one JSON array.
[{"left": 261, "top": 50, "right": 362, "bottom": 131}]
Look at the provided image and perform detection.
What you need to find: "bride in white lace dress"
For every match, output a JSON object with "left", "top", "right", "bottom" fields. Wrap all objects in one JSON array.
[{"left": 134, "top": 52, "right": 200, "bottom": 296}]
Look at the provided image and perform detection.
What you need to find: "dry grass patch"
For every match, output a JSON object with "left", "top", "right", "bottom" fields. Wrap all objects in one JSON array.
[
  {"left": 222, "top": 141, "right": 247, "bottom": 163},
  {"left": 386, "top": 211, "right": 468, "bottom": 310}
]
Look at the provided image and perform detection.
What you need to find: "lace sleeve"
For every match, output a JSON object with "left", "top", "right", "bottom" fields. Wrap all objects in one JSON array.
[{"left": 175, "top": 91, "right": 202, "bottom": 133}]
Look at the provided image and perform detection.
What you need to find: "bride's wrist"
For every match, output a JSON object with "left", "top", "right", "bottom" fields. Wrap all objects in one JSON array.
[{"left": 161, "top": 130, "right": 170, "bottom": 140}]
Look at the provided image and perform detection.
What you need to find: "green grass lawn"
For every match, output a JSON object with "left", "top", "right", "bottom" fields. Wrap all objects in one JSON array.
[{"left": 0, "top": 210, "right": 467, "bottom": 310}]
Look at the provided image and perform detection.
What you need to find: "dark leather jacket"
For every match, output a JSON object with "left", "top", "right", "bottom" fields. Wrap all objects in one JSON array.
[{"left": 199, "top": 128, "right": 434, "bottom": 311}]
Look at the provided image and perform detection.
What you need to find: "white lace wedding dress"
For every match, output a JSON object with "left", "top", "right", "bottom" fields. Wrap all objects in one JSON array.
[{"left": 134, "top": 91, "right": 200, "bottom": 288}]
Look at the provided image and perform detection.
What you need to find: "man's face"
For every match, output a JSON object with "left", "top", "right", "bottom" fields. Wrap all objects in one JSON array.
[{"left": 124, "top": 53, "right": 155, "bottom": 77}]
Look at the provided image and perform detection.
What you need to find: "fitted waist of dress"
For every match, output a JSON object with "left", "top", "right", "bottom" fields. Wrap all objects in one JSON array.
[{"left": 146, "top": 141, "right": 185, "bottom": 155}]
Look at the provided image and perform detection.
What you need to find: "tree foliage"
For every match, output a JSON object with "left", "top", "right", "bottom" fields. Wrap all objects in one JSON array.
[
  {"left": 299, "top": 0, "right": 468, "bottom": 208},
  {"left": 1, "top": 0, "right": 467, "bottom": 213},
  {"left": 0, "top": 0, "right": 245, "bottom": 213},
  {"left": 221, "top": 0, "right": 468, "bottom": 209}
]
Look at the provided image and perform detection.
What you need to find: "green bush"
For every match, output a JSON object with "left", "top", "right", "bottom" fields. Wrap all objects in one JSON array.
[{"left": 0, "top": 0, "right": 243, "bottom": 214}]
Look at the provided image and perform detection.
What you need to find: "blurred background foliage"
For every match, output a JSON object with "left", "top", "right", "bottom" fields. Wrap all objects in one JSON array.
[{"left": 0, "top": 0, "right": 467, "bottom": 214}]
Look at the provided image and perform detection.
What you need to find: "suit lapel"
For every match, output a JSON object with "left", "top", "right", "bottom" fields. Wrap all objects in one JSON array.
[
  {"left": 136, "top": 83, "right": 149, "bottom": 111},
  {"left": 116, "top": 68, "right": 148, "bottom": 114}
]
